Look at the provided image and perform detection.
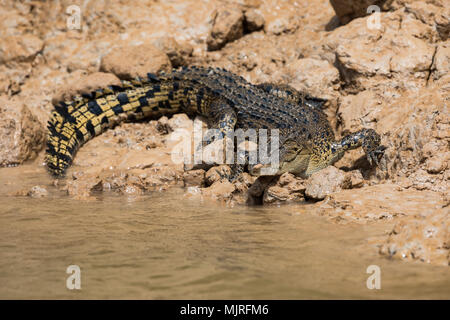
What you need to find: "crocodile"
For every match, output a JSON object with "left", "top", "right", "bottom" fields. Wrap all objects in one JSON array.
[{"left": 45, "top": 66, "right": 385, "bottom": 179}]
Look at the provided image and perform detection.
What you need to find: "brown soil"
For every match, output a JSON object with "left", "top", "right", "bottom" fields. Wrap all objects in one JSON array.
[{"left": 0, "top": 0, "right": 448, "bottom": 266}]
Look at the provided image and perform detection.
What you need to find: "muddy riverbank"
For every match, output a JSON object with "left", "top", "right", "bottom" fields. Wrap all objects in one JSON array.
[{"left": 0, "top": 0, "right": 448, "bottom": 278}]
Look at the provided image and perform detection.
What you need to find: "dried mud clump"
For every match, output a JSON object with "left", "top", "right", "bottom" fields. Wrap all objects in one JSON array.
[
  {"left": 0, "top": 98, "right": 45, "bottom": 166},
  {"left": 51, "top": 71, "right": 121, "bottom": 105},
  {"left": 183, "top": 169, "right": 206, "bottom": 187},
  {"left": 305, "top": 166, "right": 350, "bottom": 200},
  {"left": 207, "top": 6, "right": 245, "bottom": 51},
  {"left": 100, "top": 44, "right": 172, "bottom": 79},
  {"left": 14, "top": 185, "right": 49, "bottom": 198},
  {"left": 263, "top": 173, "right": 306, "bottom": 204}
]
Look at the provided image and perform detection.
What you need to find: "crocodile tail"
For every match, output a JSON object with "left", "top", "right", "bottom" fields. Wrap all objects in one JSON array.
[
  {"left": 45, "top": 105, "right": 79, "bottom": 176},
  {"left": 45, "top": 73, "right": 183, "bottom": 176}
]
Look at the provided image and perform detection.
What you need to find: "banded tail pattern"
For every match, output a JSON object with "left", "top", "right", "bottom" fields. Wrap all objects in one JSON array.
[{"left": 45, "top": 73, "right": 189, "bottom": 176}]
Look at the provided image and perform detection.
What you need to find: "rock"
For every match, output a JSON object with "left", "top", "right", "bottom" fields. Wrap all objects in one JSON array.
[
  {"left": 278, "top": 172, "right": 296, "bottom": 186},
  {"left": 246, "top": 173, "right": 306, "bottom": 205},
  {"left": 285, "top": 58, "right": 340, "bottom": 101},
  {"left": 263, "top": 186, "right": 290, "bottom": 203},
  {"left": 425, "top": 155, "right": 448, "bottom": 174},
  {"left": 305, "top": 166, "right": 350, "bottom": 200},
  {"left": 0, "top": 7, "right": 31, "bottom": 38},
  {"left": 100, "top": 43, "right": 171, "bottom": 79},
  {"left": 327, "top": 10, "right": 435, "bottom": 91},
  {"left": 431, "top": 40, "right": 450, "bottom": 81},
  {"left": 0, "top": 35, "right": 44, "bottom": 64},
  {"left": 121, "top": 184, "right": 144, "bottom": 196},
  {"left": 335, "top": 32, "right": 434, "bottom": 89},
  {"left": 404, "top": 1, "right": 450, "bottom": 40},
  {"left": 138, "top": 166, "right": 184, "bottom": 188},
  {"left": 278, "top": 172, "right": 306, "bottom": 194},
  {"left": 0, "top": 34, "right": 45, "bottom": 94},
  {"left": 65, "top": 175, "right": 103, "bottom": 199},
  {"left": 259, "top": 0, "right": 330, "bottom": 35},
  {"left": 265, "top": 17, "right": 292, "bottom": 35},
  {"left": 421, "top": 141, "right": 441, "bottom": 160},
  {"left": 41, "top": 34, "right": 108, "bottom": 73},
  {"left": 201, "top": 180, "right": 236, "bottom": 201},
  {"left": 0, "top": 98, "right": 45, "bottom": 166},
  {"left": 167, "top": 113, "right": 193, "bottom": 131},
  {"left": 335, "top": 39, "right": 390, "bottom": 79},
  {"left": 183, "top": 169, "right": 205, "bottom": 187},
  {"left": 205, "top": 165, "right": 231, "bottom": 185},
  {"left": 233, "top": 172, "right": 256, "bottom": 194},
  {"left": 184, "top": 186, "right": 202, "bottom": 198},
  {"left": 207, "top": 7, "right": 244, "bottom": 51},
  {"left": 27, "top": 185, "right": 48, "bottom": 198},
  {"left": 247, "top": 176, "right": 276, "bottom": 198},
  {"left": 151, "top": 37, "right": 193, "bottom": 67},
  {"left": 263, "top": 173, "right": 306, "bottom": 204},
  {"left": 345, "top": 170, "right": 365, "bottom": 188},
  {"left": 388, "top": 35, "right": 435, "bottom": 75},
  {"left": 329, "top": 0, "right": 391, "bottom": 25},
  {"left": 406, "top": 169, "right": 439, "bottom": 191},
  {"left": 51, "top": 71, "right": 121, "bottom": 105},
  {"left": 399, "top": 13, "right": 438, "bottom": 42},
  {"left": 244, "top": 9, "right": 265, "bottom": 32}
]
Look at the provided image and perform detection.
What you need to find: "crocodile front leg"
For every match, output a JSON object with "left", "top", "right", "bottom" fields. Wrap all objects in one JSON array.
[{"left": 331, "top": 128, "right": 386, "bottom": 166}]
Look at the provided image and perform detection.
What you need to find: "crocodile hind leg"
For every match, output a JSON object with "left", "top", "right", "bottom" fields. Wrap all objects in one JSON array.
[
  {"left": 206, "top": 98, "right": 237, "bottom": 140},
  {"left": 203, "top": 99, "right": 258, "bottom": 181},
  {"left": 196, "top": 98, "right": 237, "bottom": 152},
  {"left": 196, "top": 99, "right": 245, "bottom": 181}
]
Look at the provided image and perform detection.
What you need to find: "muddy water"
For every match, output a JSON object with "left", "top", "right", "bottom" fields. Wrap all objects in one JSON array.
[{"left": 0, "top": 166, "right": 449, "bottom": 299}]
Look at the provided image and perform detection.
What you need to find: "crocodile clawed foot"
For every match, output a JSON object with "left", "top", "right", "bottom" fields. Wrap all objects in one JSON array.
[
  {"left": 197, "top": 129, "right": 225, "bottom": 152},
  {"left": 215, "top": 164, "right": 244, "bottom": 183},
  {"left": 195, "top": 132, "right": 212, "bottom": 154},
  {"left": 367, "top": 145, "right": 386, "bottom": 166},
  {"left": 215, "top": 168, "right": 230, "bottom": 181},
  {"left": 227, "top": 171, "right": 240, "bottom": 183}
]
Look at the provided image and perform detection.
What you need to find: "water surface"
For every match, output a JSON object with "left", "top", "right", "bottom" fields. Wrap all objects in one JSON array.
[{"left": 0, "top": 167, "right": 449, "bottom": 299}]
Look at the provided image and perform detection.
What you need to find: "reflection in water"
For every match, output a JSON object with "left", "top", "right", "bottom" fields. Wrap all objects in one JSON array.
[{"left": 0, "top": 168, "right": 449, "bottom": 299}]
